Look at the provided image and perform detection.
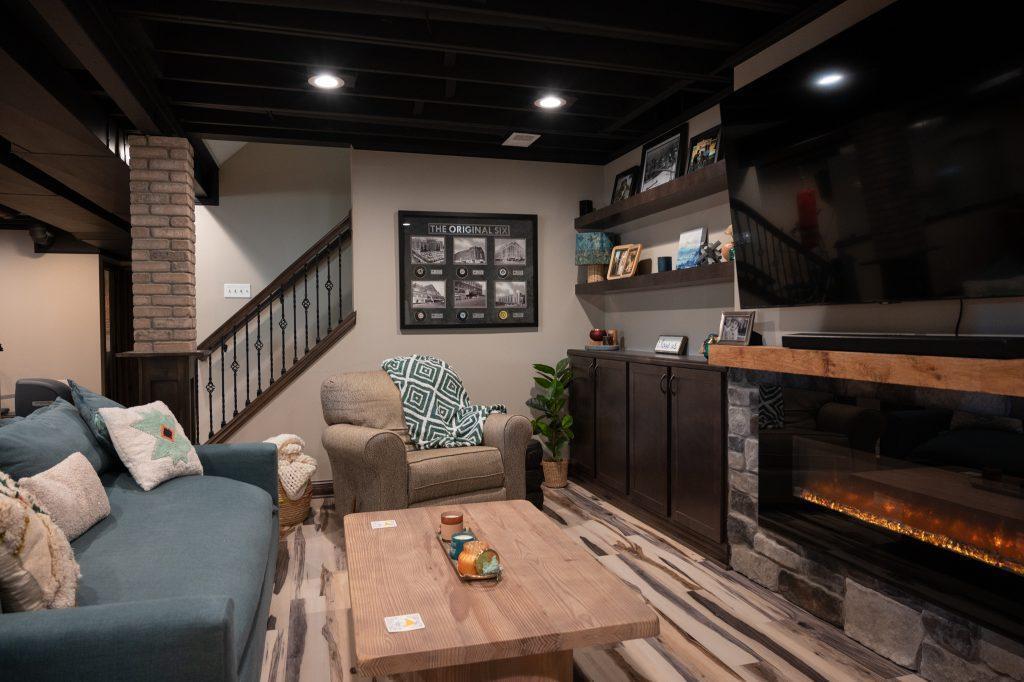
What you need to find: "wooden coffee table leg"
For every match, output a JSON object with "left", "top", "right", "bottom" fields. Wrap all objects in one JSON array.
[{"left": 393, "top": 649, "right": 573, "bottom": 681}]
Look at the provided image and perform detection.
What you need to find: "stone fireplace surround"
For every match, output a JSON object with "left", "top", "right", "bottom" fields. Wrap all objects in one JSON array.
[{"left": 726, "top": 368, "right": 1024, "bottom": 680}]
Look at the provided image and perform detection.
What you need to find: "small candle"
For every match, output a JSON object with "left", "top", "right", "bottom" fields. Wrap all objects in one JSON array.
[
  {"left": 440, "top": 512, "right": 464, "bottom": 541},
  {"left": 449, "top": 531, "right": 476, "bottom": 560}
]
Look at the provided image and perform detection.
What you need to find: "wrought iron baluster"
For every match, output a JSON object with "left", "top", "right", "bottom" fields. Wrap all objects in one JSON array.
[
  {"left": 244, "top": 317, "right": 251, "bottom": 406},
  {"left": 219, "top": 339, "right": 226, "bottom": 428},
  {"left": 255, "top": 302, "right": 263, "bottom": 396},
  {"left": 231, "top": 325, "right": 239, "bottom": 417},
  {"left": 337, "top": 235, "right": 343, "bottom": 321},
  {"left": 325, "top": 245, "right": 333, "bottom": 332},
  {"left": 205, "top": 355, "right": 215, "bottom": 439},
  {"left": 268, "top": 297, "right": 275, "bottom": 385},
  {"left": 279, "top": 288, "right": 287, "bottom": 374},
  {"left": 302, "top": 263, "right": 310, "bottom": 353},
  {"left": 291, "top": 277, "right": 298, "bottom": 364},
  {"left": 192, "top": 356, "right": 200, "bottom": 443},
  {"left": 315, "top": 260, "right": 321, "bottom": 343}
]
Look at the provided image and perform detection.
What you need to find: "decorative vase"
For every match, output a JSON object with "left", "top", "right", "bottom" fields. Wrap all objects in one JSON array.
[{"left": 541, "top": 459, "right": 569, "bottom": 488}]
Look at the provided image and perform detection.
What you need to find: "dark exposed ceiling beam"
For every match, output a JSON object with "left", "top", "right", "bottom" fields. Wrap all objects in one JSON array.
[
  {"left": 202, "top": 0, "right": 743, "bottom": 51},
  {"left": 694, "top": 0, "right": 800, "bottom": 13},
  {"left": 146, "top": 26, "right": 693, "bottom": 101},
  {"left": 113, "top": 1, "right": 731, "bottom": 81}
]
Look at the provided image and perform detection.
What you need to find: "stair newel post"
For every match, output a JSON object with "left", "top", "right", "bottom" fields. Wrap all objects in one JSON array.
[
  {"left": 325, "top": 242, "right": 333, "bottom": 332},
  {"left": 315, "top": 259, "right": 321, "bottom": 343},
  {"left": 302, "top": 262, "right": 310, "bottom": 354},
  {"left": 231, "top": 324, "right": 239, "bottom": 417},
  {"left": 255, "top": 302, "right": 263, "bottom": 396},
  {"left": 219, "top": 339, "right": 226, "bottom": 428},
  {"left": 279, "top": 288, "right": 287, "bottom": 375},
  {"left": 205, "top": 354, "right": 215, "bottom": 440},
  {"left": 268, "top": 297, "right": 275, "bottom": 385},
  {"left": 291, "top": 275, "right": 298, "bottom": 364},
  {"left": 244, "top": 317, "right": 251, "bottom": 406}
]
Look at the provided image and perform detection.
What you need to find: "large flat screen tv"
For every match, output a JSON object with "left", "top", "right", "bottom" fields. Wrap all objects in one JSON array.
[{"left": 721, "top": 1, "right": 1024, "bottom": 309}]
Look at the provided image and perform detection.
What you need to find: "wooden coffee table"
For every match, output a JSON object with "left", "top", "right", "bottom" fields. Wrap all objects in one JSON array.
[{"left": 338, "top": 499, "right": 658, "bottom": 681}]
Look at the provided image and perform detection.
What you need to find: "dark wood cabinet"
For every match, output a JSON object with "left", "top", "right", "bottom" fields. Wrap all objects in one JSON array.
[
  {"left": 567, "top": 349, "right": 727, "bottom": 561},
  {"left": 628, "top": 362, "right": 670, "bottom": 515},
  {"left": 568, "top": 355, "right": 596, "bottom": 479},
  {"left": 594, "top": 358, "right": 629, "bottom": 494},
  {"left": 670, "top": 367, "right": 725, "bottom": 543}
]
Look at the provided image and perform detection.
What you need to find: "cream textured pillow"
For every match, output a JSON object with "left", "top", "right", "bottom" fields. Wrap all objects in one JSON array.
[
  {"left": 98, "top": 401, "right": 203, "bottom": 491},
  {"left": 19, "top": 452, "right": 111, "bottom": 541},
  {"left": 0, "top": 470, "right": 79, "bottom": 611}
]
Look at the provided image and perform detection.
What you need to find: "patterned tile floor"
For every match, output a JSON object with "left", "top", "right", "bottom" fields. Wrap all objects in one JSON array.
[{"left": 262, "top": 484, "right": 922, "bottom": 681}]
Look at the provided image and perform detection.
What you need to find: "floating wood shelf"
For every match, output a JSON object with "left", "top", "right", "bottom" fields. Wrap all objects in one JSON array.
[
  {"left": 575, "top": 261, "right": 734, "bottom": 295},
  {"left": 575, "top": 161, "right": 728, "bottom": 232},
  {"left": 708, "top": 345, "right": 1024, "bottom": 398}
]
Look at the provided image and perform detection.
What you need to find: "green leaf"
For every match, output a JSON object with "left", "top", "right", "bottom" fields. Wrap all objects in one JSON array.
[
  {"left": 555, "top": 357, "right": 569, "bottom": 372},
  {"left": 533, "top": 363, "right": 556, "bottom": 375},
  {"left": 525, "top": 397, "right": 545, "bottom": 412},
  {"left": 561, "top": 414, "right": 573, "bottom": 428},
  {"left": 533, "top": 376, "right": 553, "bottom": 389}
]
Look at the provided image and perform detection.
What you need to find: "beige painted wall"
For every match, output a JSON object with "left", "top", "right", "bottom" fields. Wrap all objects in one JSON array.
[
  {"left": 195, "top": 143, "right": 352, "bottom": 339},
  {"left": 0, "top": 230, "right": 102, "bottom": 412},
  {"left": 227, "top": 150, "right": 603, "bottom": 478}
]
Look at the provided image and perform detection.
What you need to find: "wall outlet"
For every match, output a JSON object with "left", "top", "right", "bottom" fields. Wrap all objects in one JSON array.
[{"left": 224, "top": 283, "right": 251, "bottom": 298}]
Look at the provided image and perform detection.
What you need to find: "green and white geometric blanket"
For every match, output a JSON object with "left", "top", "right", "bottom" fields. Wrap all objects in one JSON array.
[{"left": 381, "top": 355, "right": 505, "bottom": 449}]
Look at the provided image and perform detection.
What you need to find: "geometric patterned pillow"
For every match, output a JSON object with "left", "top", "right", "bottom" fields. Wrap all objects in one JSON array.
[
  {"left": 758, "top": 385, "right": 785, "bottom": 430},
  {"left": 97, "top": 401, "right": 203, "bottom": 491},
  {"left": 380, "top": 355, "right": 505, "bottom": 450}
]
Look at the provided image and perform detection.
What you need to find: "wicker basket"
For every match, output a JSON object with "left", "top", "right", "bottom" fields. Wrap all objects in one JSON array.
[
  {"left": 278, "top": 480, "right": 313, "bottom": 535},
  {"left": 541, "top": 459, "right": 569, "bottom": 488}
]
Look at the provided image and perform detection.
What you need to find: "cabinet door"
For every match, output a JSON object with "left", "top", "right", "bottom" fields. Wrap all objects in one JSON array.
[
  {"left": 568, "top": 355, "right": 596, "bottom": 479},
  {"left": 628, "top": 362, "right": 670, "bottom": 515},
  {"left": 670, "top": 367, "right": 726, "bottom": 543},
  {"left": 595, "top": 358, "right": 629, "bottom": 494}
]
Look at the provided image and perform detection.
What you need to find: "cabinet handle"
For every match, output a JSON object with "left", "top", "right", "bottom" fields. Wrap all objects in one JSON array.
[
  {"left": 659, "top": 373, "right": 668, "bottom": 393},
  {"left": 589, "top": 359, "right": 596, "bottom": 377},
  {"left": 670, "top": 374, "right": 679, "bottom": 395}
]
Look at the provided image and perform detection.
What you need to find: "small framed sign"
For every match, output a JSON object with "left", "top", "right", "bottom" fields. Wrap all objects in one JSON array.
[{"left": 654, "top": 335, "right": 688, "bottom": 355}]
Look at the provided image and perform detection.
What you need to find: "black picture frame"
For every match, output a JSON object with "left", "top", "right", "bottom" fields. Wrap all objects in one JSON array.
[
  {"left": 686, "top": 125, "right": 722, "bottom": 174},
  {"left": 610, "top": 166, "right": 640, "bottom": 204},
  {"left": 639, "top": 124, "right": 687, "bottom": 193},
  {"left": 398, "top": 211, "right": 539, "bottom": 330}
]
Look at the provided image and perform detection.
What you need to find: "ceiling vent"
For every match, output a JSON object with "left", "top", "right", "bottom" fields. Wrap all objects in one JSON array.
[{"left": 502, "top": 132, "right": 540, "bottom": 148}]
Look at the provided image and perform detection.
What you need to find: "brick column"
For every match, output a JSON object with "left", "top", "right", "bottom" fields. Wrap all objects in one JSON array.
[{"left": 128, "top": 135, "right": 196, "bottom": 352}]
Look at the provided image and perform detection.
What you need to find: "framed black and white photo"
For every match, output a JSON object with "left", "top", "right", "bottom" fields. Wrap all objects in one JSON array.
[
  {"left": 639, "top": 125, "right": 687, "bottom": 193},
  {"left": 611, "top": 166, "right": 640, "bottom": 204},
  {"left": 717, "top": 310, "right": 756, "bottom": 345},
  {"left": 686, "top": 125, "right": 721, "bottom": 173},
  {"left": 398, "top": 211, "right": 538, "bottom": 330}
]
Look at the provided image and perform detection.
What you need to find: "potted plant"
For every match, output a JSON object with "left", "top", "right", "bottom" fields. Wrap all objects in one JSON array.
[{"left": 525, "top": 358, "right": 574, "bottom": 488}]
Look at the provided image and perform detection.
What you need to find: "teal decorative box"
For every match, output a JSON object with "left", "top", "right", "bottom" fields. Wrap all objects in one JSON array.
[{"left": 575, "top": 232, "right": 616, "bottom": 282}]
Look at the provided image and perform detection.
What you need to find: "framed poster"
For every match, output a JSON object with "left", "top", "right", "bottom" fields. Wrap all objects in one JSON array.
[{"left": 398, "top": 211, "right": 538, "bottom": 330}]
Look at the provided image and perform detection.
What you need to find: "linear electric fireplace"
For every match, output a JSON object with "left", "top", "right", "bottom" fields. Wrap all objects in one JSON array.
[{"left": 725, "top": 368, "right": 1024, "bottom": 675}]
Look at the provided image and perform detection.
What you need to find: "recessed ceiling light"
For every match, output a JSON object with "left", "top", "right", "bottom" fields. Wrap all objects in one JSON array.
[
  {"left": 308, "top": 73, "right": 344, "bottom": 90},
  {"left": 812, "top": 71, "right": 846, "bottom": 88},
  {"left": 534, "top": 94, "right": 566, "bottom": 109}
]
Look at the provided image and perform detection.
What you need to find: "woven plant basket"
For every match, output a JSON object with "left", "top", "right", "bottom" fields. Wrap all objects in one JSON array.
[
  {"left": 541, "top": 459, "right": 569, "bottom": 488},
  {"left": 279, "top": 480, "right": 313, "bottom": 535}
]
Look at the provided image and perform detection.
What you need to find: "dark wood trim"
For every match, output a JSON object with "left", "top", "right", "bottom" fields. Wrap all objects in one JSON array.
[
  {"left": 568, "top": 349, "right": 726, "bottom": 372},
  {"left": 575, "top": 262, "right": 734, "bottom": 296},
  {"left": 198, "top": 214, "right": 351, "bottom": 351},
  {"left": 311, "top": 480, "right": 333, "bottom": 498},
  {"left": 574, "top": 161, "right": 727, "bottom": 231},
  {"left": 207, "top": 311, "right": 357, "bottom": 443}
]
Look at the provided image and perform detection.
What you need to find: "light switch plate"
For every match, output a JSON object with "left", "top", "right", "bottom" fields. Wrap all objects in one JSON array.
[{"left": 224, "top": 283, "right": 251, "bottom": 298}]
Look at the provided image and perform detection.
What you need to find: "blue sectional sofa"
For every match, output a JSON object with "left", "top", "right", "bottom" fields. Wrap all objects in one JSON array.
[{"left": 0, "top": 401, "right": 278, "bottom": 682}]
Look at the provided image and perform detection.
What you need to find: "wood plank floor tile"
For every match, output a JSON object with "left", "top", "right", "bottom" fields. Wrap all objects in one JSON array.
[{"left": 263, "top": 485, "right": 911, "bottom": 681}]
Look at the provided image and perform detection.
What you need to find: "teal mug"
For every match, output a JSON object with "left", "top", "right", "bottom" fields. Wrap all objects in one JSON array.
[{"left": 449, "top": 531, "right": 476, "bottom": 559}]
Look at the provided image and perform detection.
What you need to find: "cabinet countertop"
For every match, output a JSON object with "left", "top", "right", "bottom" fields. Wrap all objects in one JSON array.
[{"left": 568, "top": 348, "right": 726, "bottom": 372}]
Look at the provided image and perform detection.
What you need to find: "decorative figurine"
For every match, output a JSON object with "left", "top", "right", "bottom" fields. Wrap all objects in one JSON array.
[{"left": 702, "top": 333, "right": 719, "bottom": 359}]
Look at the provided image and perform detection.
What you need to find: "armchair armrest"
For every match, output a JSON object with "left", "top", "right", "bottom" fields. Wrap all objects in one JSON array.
[
  {"left": 322, "top": 423, "right": 409, "bottom": 513},
  {"left": 196, "top": 442, "right": 278, "bottom": 502},
  {"left": 483, "top": 413, "right": 532, "bottom": 500},
  {"left": 0, "top": 596, "right": 236, "bottom": 681}
]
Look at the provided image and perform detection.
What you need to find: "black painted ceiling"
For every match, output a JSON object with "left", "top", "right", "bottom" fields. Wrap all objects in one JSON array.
[{"left": 70, "top": 0, "right": 837, "bottom": 164}]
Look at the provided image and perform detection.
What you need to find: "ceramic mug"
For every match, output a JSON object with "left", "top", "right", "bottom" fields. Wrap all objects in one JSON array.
[{"left": 449, "top": 531, "right": 476, "bottom": 559}]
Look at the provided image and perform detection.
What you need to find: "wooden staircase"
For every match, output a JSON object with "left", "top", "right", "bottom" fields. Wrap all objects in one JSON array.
[{"left": 196, "top": 214, "right": 355, "bottom": 443}]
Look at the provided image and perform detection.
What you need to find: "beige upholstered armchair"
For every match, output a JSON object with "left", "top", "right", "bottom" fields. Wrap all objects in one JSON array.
[{"left": 321, "top": 371, "right": 532, "bottom": 513}]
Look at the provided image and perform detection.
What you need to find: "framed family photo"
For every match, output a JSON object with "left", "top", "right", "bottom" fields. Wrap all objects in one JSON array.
[
  {"left": 610, "top": 166, "right": 640, "bottom": 204},
  {"left": 717, "top": 310, "right": 756, "bottom": 345},
  {"left": 686, "top": 125, "right": 721, "bottom": 173},
  {"left": 607, "top": 244, "right": 642, "bottom": 280},
  {"left": 639, "top": 125, "right": 686, "bottom": 193}
]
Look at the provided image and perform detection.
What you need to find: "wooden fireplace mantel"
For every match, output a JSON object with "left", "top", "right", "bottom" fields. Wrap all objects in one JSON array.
[{"left": 708, "top": 345, "right": 1024, "bottom": 398}]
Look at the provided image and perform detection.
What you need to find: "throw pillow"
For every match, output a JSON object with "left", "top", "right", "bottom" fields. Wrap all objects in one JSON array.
[
  {"left": 758, "top": 385, "right": 785, "bottom": 430},
  {"left": 98, "top": 401, "right": 203, "bottom": 491},
  {"left": 18, "top": 452, "right": 111, "bottom": 541},
  {"left": 0, "top": 470, "right": 79, "bottom": 611},
  {"left": 0, "top": 398, "right": 116, "bottom": 479},
  {"left": 68, "top": 380, "right": 125, "bottom": 455}
]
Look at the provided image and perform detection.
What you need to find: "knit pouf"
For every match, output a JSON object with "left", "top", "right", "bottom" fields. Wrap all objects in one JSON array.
[{"left": 278, "top": 481, "right": 312, "bottom": 536}]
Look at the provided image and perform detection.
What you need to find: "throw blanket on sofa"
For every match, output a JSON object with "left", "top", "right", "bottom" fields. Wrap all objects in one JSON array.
[{"left": 381, "top": 355, "right": 505, "bottom": 449}]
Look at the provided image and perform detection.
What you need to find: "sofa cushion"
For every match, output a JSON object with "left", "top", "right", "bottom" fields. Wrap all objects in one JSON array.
[
  {"left": 72, "top": 472, "right": 274, "bottom": 658},
  {"left": 68, "top": 380, "right": 124, "bottom": 456},
  {"left": 0, "top": 398, "right": 116, "bottom": 479},
  {"left": 321, "top": 370, "right": 414, "bottom": 448},
  {"left": 407, "top": 445, "right": 504, "bottom": 503}
]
